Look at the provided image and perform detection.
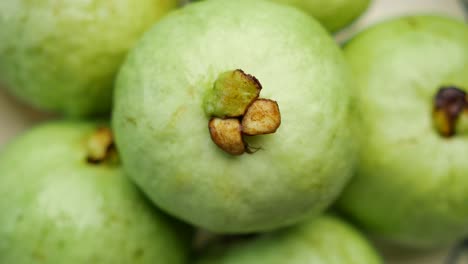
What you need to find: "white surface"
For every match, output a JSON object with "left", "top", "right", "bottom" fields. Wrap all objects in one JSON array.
[{"left": 0, "top": 0, "right": 467, "bottom": 263}]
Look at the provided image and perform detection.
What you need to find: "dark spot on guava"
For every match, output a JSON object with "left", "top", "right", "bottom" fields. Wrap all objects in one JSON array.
[
  {"left": 105, "top": 214, "right": 120, "bottom": 225},
  {"left": 406, "top": 17, "right": 419, "bottom": 28},
  {"left": 57, "top": 240, "right": 65, "bottom": 249},
  {"left": 32, "top": 250, "right": 46, "bottom": 261},
  {"left": 133, "top": 248, "right": 145, "bottom": 259},
  {"left": 125, "top": 116, "right": 137, "bottom": 126}
]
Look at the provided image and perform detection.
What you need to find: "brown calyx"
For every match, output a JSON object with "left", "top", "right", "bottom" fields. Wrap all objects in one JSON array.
[
  {"left": 242, "top": 99, "right": 281, "bottom": 136},
  {"left": 86, "top": 127, "right": 117, "bottom": 164},
  {"left": 433, "top": 86, "right": 467, "bottom": 137},
  {"left": 209, "top": 118, "right": 246, "bottom": 155},
  {"left": 206, "top": 70, "right": 281, "bottom": 155}
]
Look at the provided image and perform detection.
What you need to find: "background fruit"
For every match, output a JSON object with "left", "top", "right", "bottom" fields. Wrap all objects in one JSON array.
[
  {"left": 338, "top": 15, "right": 468, "bottom": 248},
  {"left": 196, "top": 215, "right": 382, "bottom": 264},
  {"left": 270, "top": 0, "right": 371, "bottom": 32},
  {"left": 0, "top": 0, "right": 178, "bottom": 117},
  {"left": 0, "top": 121, "right": 190, "bottom": 263},
  {"left": 113, "top": 0, "right": 355, "bottom": 233},
  {"left": 194, "top": 0, "right": 371, "bottom": 32}
]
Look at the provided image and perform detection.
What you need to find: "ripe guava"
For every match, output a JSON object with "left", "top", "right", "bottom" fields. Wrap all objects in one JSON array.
[
  {"left": 196, "top": 215, "right": 382, "bottom": 264},
  {"left": 337, "top": 15, "right": 468, "bottom": 248},
  {"left": 0, "top": 122, "right": 190, "bottom": 263},
  {"left": 113, "top": 0, "right": 355, "bottom": 233},
  {"left": 0, "top": 0, "right": 178, "bottom": 117}
]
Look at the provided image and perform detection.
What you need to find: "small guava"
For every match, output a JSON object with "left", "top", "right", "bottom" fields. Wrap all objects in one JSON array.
[
  {"left": 113, "top": 0, "right": 356, "bottom": 233},
  {"left": 0, "top": 121, "right": 190, "bottom": 263},
  {"left": 0, "top": 0, "right": 178, "bottom": 117},
  {"left": 196, "top": 215, "right": 382, "bottom": 264},
  {"left": 337, "top": 15, "right": 468, "bottom": 248}
]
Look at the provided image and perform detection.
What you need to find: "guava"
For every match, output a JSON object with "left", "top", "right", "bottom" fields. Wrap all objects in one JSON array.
[
  {"left": 194, "top": 0, "right": 371, "bottom": 32},
  {"left": 266, "top": 0, "right": 371, "bottom": 32},
  {"left": 337, "top": 15, "right": 468, "bottom": 248},
  {"left": 0, "top": 0, "right": 178, "bottom": 117},
  {"left": 0, "top": 121, "right": 190, "bottom": 263},
  {"left": 113, "top": 0, "right": 355, "bottom": 233},
  {"left": 196, "top": 215, "right": 382, "bottom": 264}
]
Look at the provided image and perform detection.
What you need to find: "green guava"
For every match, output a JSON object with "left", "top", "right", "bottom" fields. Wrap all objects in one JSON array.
[
  {"left": 113, "top": 0, "right": 355, "bottom": 233},
  {"left": 194, "top": 0, "right": 371, "bottom": 32},
  {"left": 337, "top": 15, "right": 468, "bottom": 248},
  {"left": 0, "top": 121, "right": 190, "bottom": 263},
  {"left": 0, "top": 0, "right": 178, "bottom": 117},
  {"left": 196, "top": 215, "right": 382, "bottom": 264},
  {"left": 267, "top": 0, "right": 371, "bottom": 32}
]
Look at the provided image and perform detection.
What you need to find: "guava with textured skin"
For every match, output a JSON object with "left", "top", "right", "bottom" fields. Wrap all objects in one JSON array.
[
  {"left": 0, "top": 0, "right": 178, "bottom": 117},
  {"left": 113, "top": 0, "right": 355, "bottom": 233},
  {"left": 196, "top": 215, "right": 382, "bottom": 264},
  {"left": 0, "top": 121, "right": 190, "bottom": 263},
  {"left": 338, "top": 16, "right": 468, "bottom": 248}
]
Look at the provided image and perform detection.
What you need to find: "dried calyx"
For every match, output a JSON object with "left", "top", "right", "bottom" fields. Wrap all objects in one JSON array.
[
  {"left": 242, "top": 99, "right": 281, "bottom": 136},
  {"left": 86, "top": 127, "right": 118, "bottom": 164},
  {"left": 433, "top": 86, "right": 468, "bottom": 138},
  {"left": 209, "top": 118, "right": 246, "bottom": 155},
  {"left": 204, "top": 69, "right": 281, "bottom": 155}
]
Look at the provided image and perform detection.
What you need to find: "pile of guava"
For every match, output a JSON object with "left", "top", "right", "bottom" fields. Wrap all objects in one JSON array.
[{"left": 0, "top": 0, "right": 466, "bottom": 263}]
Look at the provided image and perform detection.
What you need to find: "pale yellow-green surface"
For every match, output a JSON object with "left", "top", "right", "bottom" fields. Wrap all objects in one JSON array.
[
  {"left": 196, "top": 215, "right": 382, "bottom": 264},
  {"left": 113, "top": 0, "right": 356, "bottom": 233},
  {"left": 0, "top": 0, "right": 178, "bottom": 117},
  {"left": 0, "top": 121, "right": 190, "bottom": 263},
  {"left": 0, "top": 0, "right": 467, "bottom": 263},
  {"left": 338, "top": 15, "right": 468, "bottom": 248}
]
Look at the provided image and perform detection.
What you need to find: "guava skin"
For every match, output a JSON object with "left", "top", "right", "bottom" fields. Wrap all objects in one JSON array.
[
  {"left": 196, "top": 0, "right": 371, "bottom": 32},
  {"left": 196, "top": 215, "right": 382, "bottom": 264},
  {"left": 270, "top": 0, "right": 371, "bottom": 32},
  {"left": 0, "top": 0, "right": 178, "bottom": 117},
  {"left": 113, "top": 0, "right": 355, "bottom": 233},
  {"left": 337, "top": 16, "right": 468, "bottom": 248},
  {"left": 0, "top": 122, "right": 190, "bottom": 263}
]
